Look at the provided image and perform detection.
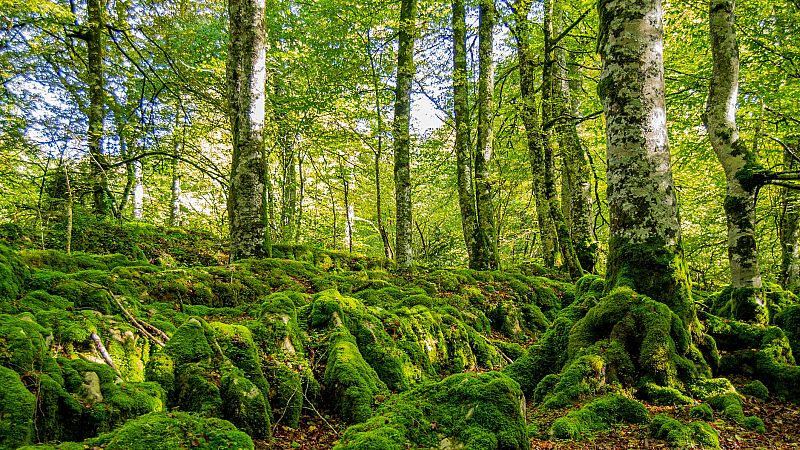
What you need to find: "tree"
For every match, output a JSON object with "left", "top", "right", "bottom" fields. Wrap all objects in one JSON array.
[
  {"left": 393, "top": 0, "right": 417, "bottom": 270},
  {"left": 598, "top": 0, "right": 694, "bottom": 327},
  {"left": 227, "top": 0, "right": 270, "bottom": 260},
  {"left": 705, "top": 0, "right": 767, "bottom": 323}
]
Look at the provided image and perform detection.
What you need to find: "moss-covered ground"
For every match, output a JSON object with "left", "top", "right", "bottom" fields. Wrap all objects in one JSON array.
[{"left": 1, "top": 224, "right": 799, "bottom": 449}]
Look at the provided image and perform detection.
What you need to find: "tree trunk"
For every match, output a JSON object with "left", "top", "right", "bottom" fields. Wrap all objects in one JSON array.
[
  {"left": 169, "top": 141, "right": 182, "bottom": 227},
  {"left": 780, "top": 140, "right": 800, "bottom": 291},
  {"left": 133, "top": 160, "right": 143, "bottom": 220},
  {"left": 279, "top": 135, "right": 297, "bottom": 243},
  {"left": 452, "top": 0, "right": 479, "bottom": 267},
  {"left": 705, "top": 0, "right": 766, "bottom": 323},
  {"left": 87, "top": 0, "right": 111, "bottom": 217},
  {"left": 473, "top": 0, "right": 500, "bottom": 270},
  {"left": 541, "top": 0, "right": 582, "bottom": 279},
  {"left": 393, "top": 0, "right": 417, "bottom": 270},
  {"left": 513, "top": 0, "right": 558, "bottom": 268},
  {"left": 556, "top": 48, "right": 596, "bottom": 273},
  {"left": 598, "top": 0, "right": 694, "bottom": 326},
  {"left": 227, "top": 0, "right": 269, "bottom": 260}
]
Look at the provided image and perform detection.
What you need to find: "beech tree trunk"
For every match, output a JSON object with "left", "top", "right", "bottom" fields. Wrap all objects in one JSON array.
[
  {"left": 87, "top": 0, "right": 111, "bottom": 217},
  {"left": 541, "top": 0, "right": 582, "bottom": 279},
  {"left": 705, "top": 0, "right": 767, "bottom": 322},
  {"left": 227, "top": 0, "right": 269, "bottom": 260},
  {"left": 170, "top": 154, "right": 182, "bottom": 227},
  {"left": 598, "top": 0, "right": 694, "bottom": 325},
  {"left": 452, "top": 0, "right": 479, "bottom": 267},
  {"left": 472, "top": 0, "right": 500, "bottom": 270},
  {"left": 393, "top": 0, "right": 417, "bottom": 270},
  {"left": 133, "top": 160, "right": 143, "bottom": 220},
  {"left": 557, "top": 51, "right": 595, "bottom": 273},
  {"left": 780, "top": 140, "right": 800, "bottom": 291},
  {"left": 513, "top": 0, "right": 558, "bottom": 268}
]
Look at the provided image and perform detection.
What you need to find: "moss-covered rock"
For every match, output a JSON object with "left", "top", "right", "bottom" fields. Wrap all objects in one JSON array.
[
  {"left": 740, "top": 380, "right": 769, "bottom": 400},
  {"left": 648, "top": 414, "right": 720, "bottom": 449},
  {"left": 707, "top": 393, "right": 764, "bottom": 432},
  {"left": 549, "top": 394, "right": 649, "bottom": 440},
  {"left": 0, "top": 365, "right": 36, "bottom": 448},
  {"left": 689, "top": 403, "right": 714, "bottom": 421},
  {"left": 538, "top": 355, "right": 606, "bottom": 409},
  {"left": 336, "top": 372, "right": 527, "bottom": 450}
]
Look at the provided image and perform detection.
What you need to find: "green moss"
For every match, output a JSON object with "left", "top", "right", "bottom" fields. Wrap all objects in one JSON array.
[
  {"left": 648, "top": 414, "right": 720, "bottom": 449},
  {"left": 740, "top": 380, "right": 769, "bottom": 400},
  {"left": 707, "top": 392, "right": 763, "bottom": 431},
  {"left": 336, "top": 372, "right": 527, "bottom": 450},
  {"left": 539, "top": 355, "right": 606, "bottom": 409},
  {"left": 0, "top": 365, "right": 35, "bottom": 448},
  {"left": 689, "top": 403, "right": 714, "bottom": 421},
  {"left": 220, "top": 366, "right": 271, "bottom": 439},
  {"left": 172, "top": 361, "right": 223, "bottom": 415},
  {"left": 211, "top": 322, "right": 271, "bottom": 401},
  {"left": 0, "top": 243, "right": 28, "bottom": 302},
  {"left": 710, "top": 286, "right": 769, "bottom": 325},
  {"left": 0, "top": 313, "right": 51, "bottom": 375},
  {"left": 164, "top": 318, "right": 214, "bottom": 365},
  {"left": 689, "top": 378, "right": 736, "bottom": 401},
  {"left": 549, "top": 394, "right": 649, "bottom": 440},
  {"left": 638, "top": 382, "right": 692, "bottom": 406},
  {"left": 741, "top": 416, "right": 766, "bottom": 433},
  {"left": 86, "top": 411, "right": 254, "bottom": 449},
  {"left": 145, "top": 352, "right": 175, "bottom": 394},
  {"left": 775, "top": 304, "right": 800, "bottom": 356},
  {"left": 323, "top": 332, "right": 387, "bottom": 423}
]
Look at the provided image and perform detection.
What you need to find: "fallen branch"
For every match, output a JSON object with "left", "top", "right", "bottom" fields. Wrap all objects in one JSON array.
[
  {"left": 90, "top": 332, "right": 122, "bottom": 377},
  {"left": 111, "top": 293, "right": 165, "bottom": 347}
]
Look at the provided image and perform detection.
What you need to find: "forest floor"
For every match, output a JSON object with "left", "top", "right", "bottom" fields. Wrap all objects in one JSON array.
[{"left": 257, "top": 395, "right": 800, "bottom": 449}]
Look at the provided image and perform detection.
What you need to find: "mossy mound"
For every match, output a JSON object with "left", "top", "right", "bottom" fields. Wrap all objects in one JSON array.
[
  {"left": 0, "top": 243, "right": 28, "bottom": 302},
  {"left": 549, "top": 393, "right": 649, "bottom": 440},
  {"left": 689, "top": 403, "right": 714, "bottom": 421},
  {"left": 18, "top": 411, "right": 254, "bottom": 450},
  {"left": 335, "top": 371, "right": 527, "bottom": 450},
  {"left": 740, "top": 380, "right": 769, "bottom": 400},
  {"left": 707, "top": 393, "right": 765, "bottom": 432},
  {"left": 0, "top": 365, "right": 36, "bottom": 448},
  {"left": 649, "top": 414, "right": 720, "bottom": 449},
  {"left": 159, "top": 318, "right": 272, "bottom": 438}
]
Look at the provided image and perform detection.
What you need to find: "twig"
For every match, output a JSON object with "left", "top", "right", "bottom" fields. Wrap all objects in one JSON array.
[
  {"left": 90, "top": 332, "right": 122, "bottom": 377},
  {"left": 110, "top": 293, "right": 165, "bottom": 347}
]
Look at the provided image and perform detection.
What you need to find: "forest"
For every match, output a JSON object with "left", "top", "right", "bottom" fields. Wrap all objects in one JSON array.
[{"left": 1, "top": 0, "right": 800, "bottom": 448}]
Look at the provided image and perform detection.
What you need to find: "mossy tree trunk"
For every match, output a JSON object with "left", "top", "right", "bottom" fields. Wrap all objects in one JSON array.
[
  {"left": 780, "top": 138, "right": 800, "bottom": 291},
  {"left": 472, "top": 0, "right": 501, "bottom": 270},
  {"left": 598, "top": 0, "right": 694, "bottom": 327},
  {"left": 86, "top": 0, "right": 112, "bottom": 217},
  {"left": 452, "top": 0, "right": 479, "bottom": 267},
  {"left": 541, "top": 0, "right": 582, "bottom": 280},
  {"left": 512, "top": 0, "right": 558, "bottom": 269},
  {"left": 557, "top": 51, "right": 596, "bottom": 273},
  {"left": 705, "top": 0, "right": 767, "bottom": 322},
  {"left": 227, "top": 0, "right": 269, "bottom": 260},
  {"left": 393, "top": 0, "right": 417, "bottom": 270}
]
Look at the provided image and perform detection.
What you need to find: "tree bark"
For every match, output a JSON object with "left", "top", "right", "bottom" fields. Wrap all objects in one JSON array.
[
  {"left": 472, "top": 0, "right": 500, "bottom": 270},
  {"left": 780, "top": 139, "right": 800, "bottom": 291},
  {"left": 556, "top": 46, "right": 595, "bottom": 273},
  {"left": 87, "top": 0, "right": 111, "bottom": 217},
  {"left": 227, "top": 0, "right": 269, "bottom": 260},
  {"left": 705, "top": 0, "right": 766, "bottom": 322},
  {"left": 169, "top": 134, "right": 182, "bottom": 227},
  {"left": 452, "top": 0, "right": 479, "bottom": 267},
  {"left": 393, "top": 0, "right": 417, "bottom": 270},
  {"left": 598, "top": 0, "right": 694, "bottom": 326},
  {"left": 132, "top": 160, "right": 143, "bottom": 220},
  {"left": 542, "top": 0, "right": 582, "bottom": 279},
  {"left": 513, "top": 0, "right": 558, "bottom": 268}
]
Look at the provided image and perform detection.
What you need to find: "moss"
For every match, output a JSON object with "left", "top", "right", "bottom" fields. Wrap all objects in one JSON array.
[
  {"left": 0, "top": 365, "right": 35, "bottom": 448},
  {"left": 336, "top": 372, "right": 527, "bottom": 450},
  {"left": 742, "top": 416, "right": 766, "bottom": 433},
  {"left": 220, "top": 365, "right": 271, "bottom": 439},
  {"left": 145, "top": 352, "right": 175, "bottom": 394},
  {"left": 689, "top": 377, "right": 736, "bottom": 401},
  {"left": 32, "top": 372, "right": 84, "bottom": 442},
  {"left": 648, "top": 414, "right": 720, "bottom": 449},
  {"left": 0, "top": 313, "right": 51, "bottom": 375},
  {"left": 85, "top": 411, "right": 254, "bottom": 449},
  {"left": 172, "top": 361, "right": 223, "bottom": 415},
  {"left": 0, "top": 243, "right": 28, "bottom": 302},
  {"left": 689, "top": 403, "right": 714, "bottom": 421},
  {"left": 638, "top": 382, "right": 692, "bottom": 406},
  {"left": 707, "top": 392, "right": 763, "bottom": 431},
  {"left": 710, "top": 286, "right": 769, "bottom": 325},
  {"left": 211, "top": 322, "right": 271, "bottom": 401},
  {"left": 775, "top": 304, "right": 800, "bottom": 356},
  {"left": 539, "top": 355, "right": 606, "bottom": 409},
  {"left": 323, "top": 331, "right": 387, "bottom": 424},
  {"left": 549, "top": 394, "right": 649, "bottom": 440},
  {"left": 740, "top": 380, "right": 769, "bottom": 400},
  {"left": 164, "top": 318, "right": 214, "bottom": 365},
  {"left": 88, "top": 381, "right": 166, "bottom": 433}
]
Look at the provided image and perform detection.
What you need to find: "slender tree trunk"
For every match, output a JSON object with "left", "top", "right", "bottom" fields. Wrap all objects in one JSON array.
[
  {"left": 367, "top": 36, "right": 393, "bottom": 260},
  {"left": 133, "top": 160, "right": 143, "bottom": 220},
  {"left": 598, "top": 0, "right": 694, "bottom": 326},
  {"left": 227, "top": 0, "right": 269, "bottom": 260},
  {"left": 295, "top": 150, "right": 305, "bottom": 241},
  {"left": 343, "top": 156, "right": 356, "bottom": 253},
  {"left": 473, "top": 0, "right": 500, "bottom": 270},
  {"left": 279, "top": 136, "right": 297, "bottom": 243},
  {"left": 541, "top": 0, "right": 582, "bottom": 279},
  {"left": 452, "top": 0, "right": 479, "bottom": 267},
  {"left": 87, "top": 0, "right": 111, "bottom": 217},
  {"left": 556, "top": 48, "right": 595, "bottom": 273},
  {"left": 780, "top": 139, "right": 800, "bottom": 291},
  {"left": 705, "top": 0, "right": 766, "bottom": 322},
  {"left": 513, "top": 0, "right": 558, "bottom": 268},
  {"left": 64, "top": 163, "right": 73, "bottom": 254},
  {"left": 169, "top": 135, "right": 182, "bottom": 227},
  {"left": 393, "top": 0, "right": 417, "bottom": 270}
]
